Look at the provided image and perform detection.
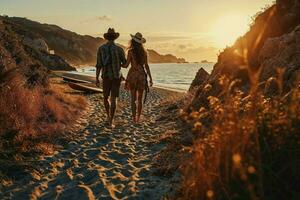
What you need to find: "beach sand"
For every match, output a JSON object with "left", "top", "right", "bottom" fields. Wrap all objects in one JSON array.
[{"left": 1, "top": 78, "right": 184, "bottom": 200}]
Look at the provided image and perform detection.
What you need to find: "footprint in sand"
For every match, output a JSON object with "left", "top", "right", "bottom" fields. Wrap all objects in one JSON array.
[{"left": 1, "top": 88, "right": 181, "bottom": 200}]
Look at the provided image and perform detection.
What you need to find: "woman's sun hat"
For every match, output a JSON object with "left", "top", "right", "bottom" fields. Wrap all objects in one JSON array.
[
  {"left": 104, "top": 28, "right": 120, "bottom": 40},
  {"left": 130, "top": 32, "right": 146, "bottom": 44}
]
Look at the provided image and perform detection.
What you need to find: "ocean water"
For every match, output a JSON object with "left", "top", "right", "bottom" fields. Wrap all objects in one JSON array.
[{"left": 78, "top": 63, "right": 214, "bottom": 91}]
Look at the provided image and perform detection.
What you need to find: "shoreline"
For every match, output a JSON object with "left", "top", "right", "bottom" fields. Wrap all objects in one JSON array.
[
  {"left": 52, "top": 62, "right": 213, "bottom": 93},
  {"left": 52, "top": 70, "right": 187, "bottom": 94}
]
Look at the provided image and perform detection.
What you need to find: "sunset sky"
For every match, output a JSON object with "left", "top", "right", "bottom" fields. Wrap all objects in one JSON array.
[{"left": 0, "top": 0, "right": 273, "bottom": 62}]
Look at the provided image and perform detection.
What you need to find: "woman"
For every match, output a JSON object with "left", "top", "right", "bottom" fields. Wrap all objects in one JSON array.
[{"left": 123, "top": 32, "right": 153, "bottom": 123}]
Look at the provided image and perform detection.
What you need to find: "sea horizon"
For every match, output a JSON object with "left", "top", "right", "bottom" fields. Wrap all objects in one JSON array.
[{"left": 73, "top": 63, "right": 215, "bottom": 91}]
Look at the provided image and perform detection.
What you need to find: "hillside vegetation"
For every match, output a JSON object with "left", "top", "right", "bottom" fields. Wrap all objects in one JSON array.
[
  {"left": 0, "top": 17, "right": 86, "bottom": 164},
  {"left": 173, "top": 0, "right": 300, "bottom": 199}
]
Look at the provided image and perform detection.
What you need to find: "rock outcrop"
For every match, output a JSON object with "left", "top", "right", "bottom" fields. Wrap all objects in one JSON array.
[
  {"left": 26, "top": 47, "right": 76, "bottom": 71},
  {"left": 259, "top": 24, "right": 300, "bottom": 90},
  {"left": 189, "top": 0, "right": 300, "bottom": 110},
  {"left": 189, "top": 68, "right": 209, "bottom": 91},
  {"left": 23, "top": 37, "right": 49, "bottom": 52}
]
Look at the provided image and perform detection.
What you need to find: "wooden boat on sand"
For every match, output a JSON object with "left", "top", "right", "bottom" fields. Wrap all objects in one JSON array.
[
  {"left": 68, "top": 82, "right": 103, "bottom": 93},
  {"left": 51, "top": 71, "right": 95, "bottom": 83},
  {"left": 62, "top": 76, "right": 92, "bottom": 84}
]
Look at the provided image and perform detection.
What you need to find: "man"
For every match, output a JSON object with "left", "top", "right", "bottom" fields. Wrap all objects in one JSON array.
[{"left": 96, "top": 28, "right": 126, "bottom": 127}]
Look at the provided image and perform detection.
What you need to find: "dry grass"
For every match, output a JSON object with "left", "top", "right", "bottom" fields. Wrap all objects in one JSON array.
[
  {"left": 0, "top": 75, "right": 87, "bottom": 159},
  {"left": 177, "top": 71, "right": 300, "bottom": 199}
]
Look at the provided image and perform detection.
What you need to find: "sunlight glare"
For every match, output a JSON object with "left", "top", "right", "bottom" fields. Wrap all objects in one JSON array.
[{"left": 210, "top": 14, "right": 249, "bottom": 49}]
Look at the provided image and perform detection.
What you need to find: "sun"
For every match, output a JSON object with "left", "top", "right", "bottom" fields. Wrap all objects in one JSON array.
[{"left": 210, "top": 14, "right": 249, "bottom": 49}]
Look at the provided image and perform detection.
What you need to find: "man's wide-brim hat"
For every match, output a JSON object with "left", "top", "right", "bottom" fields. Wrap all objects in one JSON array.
[
  {"left": 104, "top": 28, "right": 120, "bottom": 40},
  {"left": 130, "top": 32, "right": 146, "bottom": 44}
]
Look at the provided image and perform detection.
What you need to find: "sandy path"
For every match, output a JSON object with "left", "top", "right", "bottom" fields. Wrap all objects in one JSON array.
[{"left": 1, "top": 88, "right": 182, "bottom": 200}]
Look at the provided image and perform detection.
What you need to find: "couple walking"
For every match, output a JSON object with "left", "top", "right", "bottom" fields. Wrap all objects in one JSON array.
[{"left": 95, "top": 28, "right": 153, "bottom": 127}]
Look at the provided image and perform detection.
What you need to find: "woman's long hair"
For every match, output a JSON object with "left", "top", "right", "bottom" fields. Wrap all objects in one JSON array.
[{"left": 128, "top": 39, "right": 146, "bottom": 65}]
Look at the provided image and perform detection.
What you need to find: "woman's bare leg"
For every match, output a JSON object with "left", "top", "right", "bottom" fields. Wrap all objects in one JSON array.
[
  {"left": 130, "top": 89, "right": 137, "bottom": 122},
  {"left": 136, "top": 89, "right": 144, "bottom": 123}
]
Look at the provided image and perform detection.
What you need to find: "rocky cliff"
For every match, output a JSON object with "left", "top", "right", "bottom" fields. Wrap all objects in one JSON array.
[
  {"left": 0, "top": 17, "right": 48, "bottom": 86},
  {"left": 0, "top": 16, "right": 75, "bottom": 72},
  {"left": 4, "top": 17, "right": 186, "bottom": 65},
  {"left": 259, "top": 24, "right": 300, "bottom": 91},
  {"left": 189, "top": 0, "right": 300, "bottom": 110}
]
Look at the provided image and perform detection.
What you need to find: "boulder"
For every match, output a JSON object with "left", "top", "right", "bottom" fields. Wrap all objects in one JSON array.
[{"left": 189, "top": 68, "right": 209, "bottom": 91}]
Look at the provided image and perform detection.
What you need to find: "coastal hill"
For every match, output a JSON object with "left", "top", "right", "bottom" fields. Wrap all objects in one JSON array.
[
  {"left": 147, "top": 49, "right": 187, "bottom": 63},
  {"left": 4, "top": 16, "right": 187, "bottom": 66},
  {"left": 0, "top": 16, "right": 75, "bottom": 71}
]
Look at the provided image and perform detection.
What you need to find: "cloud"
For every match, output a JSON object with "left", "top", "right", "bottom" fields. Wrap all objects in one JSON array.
[
  {"left": 81, "top": 15, "right": 112, "bottom": 24},
  {"left": 97, "top": 15, "right": 112, "bottom": 21},
  {"left": 146, "top": 40, "right": 218, "bottom": 62},
  {"left": 174, "top": 46, "right": 218, "bottom": 62},
  {"left": 178, "top": 44, "right": 187, "bottom": 49},
  {"left": 179, "top": 46, "right": 217, "bottom": 53},
  {"left": 146, "top": 36, "right": 188, "bottom": 42},
  {"left": 118, "top": 32, "right": 219, "bottom": 62}
]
